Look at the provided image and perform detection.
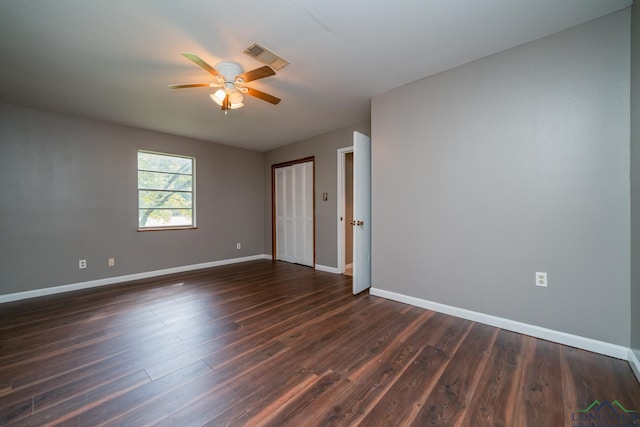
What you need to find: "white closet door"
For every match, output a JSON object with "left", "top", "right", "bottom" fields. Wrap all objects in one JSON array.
[{"left": 275, "top": 161, "right": 314, "bottom": 267}]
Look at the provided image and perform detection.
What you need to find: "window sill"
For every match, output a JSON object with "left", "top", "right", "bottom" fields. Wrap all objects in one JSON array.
[{"left": 137, "top": 226, "right": 198, "bottom": 232}]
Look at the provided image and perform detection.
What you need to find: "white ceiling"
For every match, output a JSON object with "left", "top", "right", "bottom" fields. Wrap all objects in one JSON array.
[{"left": 0, "top": 0, "right": 631, "bottom": 151}]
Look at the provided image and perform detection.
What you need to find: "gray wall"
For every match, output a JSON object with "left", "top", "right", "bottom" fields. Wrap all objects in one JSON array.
[
  {"left": 631, "top": 1, "right": 640, "bottom": 358},
  {"left": 263, "top": 121, "right": 371, "bottom": 268},
  {"left": 371, "top": 10, "right": 631, "bottom": 345},
  {"left": 0, "top": 103, "right": 264, "bottom": 295}
]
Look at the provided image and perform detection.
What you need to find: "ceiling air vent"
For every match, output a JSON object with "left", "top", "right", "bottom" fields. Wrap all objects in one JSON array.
[{"left": 243, "top": 43, "right": 289, "bottom": 71}]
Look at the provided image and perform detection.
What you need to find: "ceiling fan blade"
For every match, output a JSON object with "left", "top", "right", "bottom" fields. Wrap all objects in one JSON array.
[
  {"left": 237, "top": 66, "right": 275, "bottom": 83},
  {"left": 246, "top": 87, "right": 281, "bottom": 105},
  {"left": 169, "top": 83, "right": 219, "bottom": 89},
  {"left": 182, "top": 53, "right": 222, "bottom": 78}
]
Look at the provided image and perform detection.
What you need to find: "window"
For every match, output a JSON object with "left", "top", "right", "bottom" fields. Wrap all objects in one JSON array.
[{"left": 137, "top": 151, "right": 195, "bottom": 229}]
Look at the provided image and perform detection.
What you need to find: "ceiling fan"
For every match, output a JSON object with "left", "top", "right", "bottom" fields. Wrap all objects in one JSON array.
[{"left": 170, "top": 53, "right": 281, "bottom": 112}]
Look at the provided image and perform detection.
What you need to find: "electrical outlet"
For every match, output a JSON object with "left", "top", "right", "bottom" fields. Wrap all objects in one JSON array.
[
  {"left": 79, "top": 259, "right": 87, "bottom": 269},
  {"left": 108, "top": 258, "right": 115, "bottom": 267},
  {"left": 536, "top": 272, "right": 547, "bottom": 287},
  {"left": 236, "top": 242, "right": 241, "bottom": 250}
]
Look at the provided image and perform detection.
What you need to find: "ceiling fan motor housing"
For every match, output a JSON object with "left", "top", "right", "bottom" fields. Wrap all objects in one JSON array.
[
  {"left": 213, "top": 62, "right": 244, "bottom": 107},
  {"left": 216, "top": 62, "right": 243, "bottom": 86}
]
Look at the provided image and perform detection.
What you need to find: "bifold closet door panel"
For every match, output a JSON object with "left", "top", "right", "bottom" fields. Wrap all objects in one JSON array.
[{"left": 275, "top": 161, "right": 313, "bottom": 267}]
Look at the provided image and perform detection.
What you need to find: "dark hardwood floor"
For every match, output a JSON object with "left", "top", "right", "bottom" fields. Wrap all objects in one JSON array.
[{"left": 1, "top": 260, "right": 638, "bottom": 426}]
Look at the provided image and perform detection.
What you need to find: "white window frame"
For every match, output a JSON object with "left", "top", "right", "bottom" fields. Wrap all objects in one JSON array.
[{"left": 137, "top": 150, "right": 196, "bottom": 231}]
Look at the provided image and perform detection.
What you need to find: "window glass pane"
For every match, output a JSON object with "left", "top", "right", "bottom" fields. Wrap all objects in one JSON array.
[
  {"left": 138, "top": 190, "right": 192, "bottom": 209},
  {"left": 138, "top": 171, "right": 192, "bottom": 191},
  {"left": 138, "top": 152, "right": 192, "bottom": 174},
  {"left": 139, "top": 209, "right": 193, "bottom": 228}
]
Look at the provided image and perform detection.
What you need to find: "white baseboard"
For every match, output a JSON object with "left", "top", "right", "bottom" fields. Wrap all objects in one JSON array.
[
  {"left": 629, "top": 349, "right": 640, "bottom": 383},
  {"left": 0, "top": 254, "right": 271, "bottom": 304},
  {"left": 369, "top": 287, "right": 630, "bottom": 361},
  {"left": 315, "top": 264, "right": 340, "bottom": 274}
]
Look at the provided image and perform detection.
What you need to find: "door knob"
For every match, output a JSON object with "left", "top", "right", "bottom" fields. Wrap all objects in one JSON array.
[{"left": 355, "top": 220, "right": 364, "bottom": 226}]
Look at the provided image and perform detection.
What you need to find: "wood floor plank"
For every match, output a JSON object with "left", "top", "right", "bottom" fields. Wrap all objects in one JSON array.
[
  {"left": 7, "top": 369, "right": 152, "bottom": 426},
  {"left": 286, "top": 311, "right": 475, "bottom": 426},
  {"left": 255, "top": 309, "right": 431, "bottom": 426},
  {"left": 307, "top": 305, "right": 425, "bottom": 377},
  {"left": 204, "top": 361, "right": 322, "bottom": 426},
  {"left": 1, "top": 347, "right": 149, "bottom": 413},
  {"left": 108, "top": 378, "right": 240, "bottom": 427},
  {"left": 0, "top": 396, "right": 31, "bottom": 426},
  {"left": 146, "top": 384, "right": 240, "bottom": 427},
  {"left": 561, "top": 345, "right": 640, "bottom": 422},
  {"left": 0, "top": 260, "right": 638, "bottom": 426},
  {"left": 235, "top": 369, "right": 343, "bottom": 427},
  {"left": 0, "top": 374, "right": 11, "bottom": 396},
  {"left": 460, "top": 329, "right": 527, "bottom": 427},
  {"left": 141, "top": 285, "right": 352, "bottom": 384},
  {"left": 5, "top": 325, "right": 182, "bottom": 390},
  {"left": 358, "top": 344, "right": 452, "bottom": 426},
  {"left": 150, "top": 341, "right": 294, "bottom": 427},
  {"left": 303, "top": 313, "right": 439, "bottom": 426},
  {"left": 56, "top": 360, "right": 210, "bottom": 426},
  {"left": 411, "top": 323, "right": 499, "bottom": 426},
  {"left": 515, "top": 338, "right": 566, "bottom": 427}
]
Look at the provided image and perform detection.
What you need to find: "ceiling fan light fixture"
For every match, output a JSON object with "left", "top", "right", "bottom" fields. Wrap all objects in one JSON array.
[
  {"left": 210, "top": 89, "right": 243, "bottom": 109},
  {"left": 228, "top": 90, "right": 244, "bottom": 105},
  {"left": 211, "top": 89, "right": 225, "bottom": 105}
]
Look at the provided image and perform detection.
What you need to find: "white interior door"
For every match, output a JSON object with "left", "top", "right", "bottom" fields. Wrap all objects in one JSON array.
[
  {"left": 275, "top": 161, "right": 314, "bottom": 267},
  {"left": 352, "top": 132, "right": 371, "bottom": 294}
]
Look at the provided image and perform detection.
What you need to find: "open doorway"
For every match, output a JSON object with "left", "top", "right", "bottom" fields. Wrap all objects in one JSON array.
[
  {"left": 337, "top": 147, "right": 353, "bottom": 275},
  {"left": 344, "top": 152, "right": 354, "bottom": 276}
]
